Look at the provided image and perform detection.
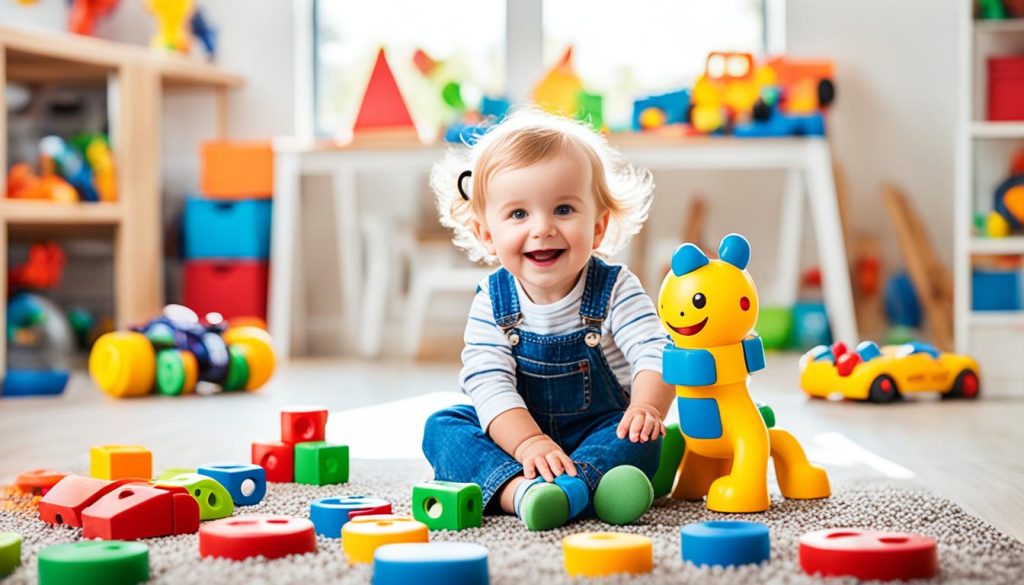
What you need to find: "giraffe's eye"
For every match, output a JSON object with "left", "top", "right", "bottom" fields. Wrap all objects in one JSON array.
[{"left": 693, "top": 293, "right": 706, "bottom": 309}]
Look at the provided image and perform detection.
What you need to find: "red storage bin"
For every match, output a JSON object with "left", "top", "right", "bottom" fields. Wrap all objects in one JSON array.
[
  {"left": 988, "top": 56, "right": 1024, "bottom": 121},
  {"left": 184, "top": 260, "right": 269, "bottom": 320}
]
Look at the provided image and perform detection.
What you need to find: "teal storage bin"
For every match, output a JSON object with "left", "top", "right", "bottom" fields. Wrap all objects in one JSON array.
[{"left": 184, "top": 198, "right": 272, "bottom": 259}]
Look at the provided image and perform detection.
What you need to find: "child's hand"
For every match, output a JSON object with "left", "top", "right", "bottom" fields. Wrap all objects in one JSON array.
[
  {"left": 514, "top": 435, "right": 577, "bottom": 482},
  {"left": 616, "top": 404, "right": 665, "bottom": 443}
]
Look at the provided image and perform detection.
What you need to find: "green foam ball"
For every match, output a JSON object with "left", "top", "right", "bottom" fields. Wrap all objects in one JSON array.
[{"left": 593, "top": 465, "right": 653, "bottom": 526}]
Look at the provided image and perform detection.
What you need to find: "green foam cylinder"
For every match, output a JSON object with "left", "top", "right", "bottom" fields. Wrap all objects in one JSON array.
[
  {"left": 652, "top": 423, "right": 685, "bottom": 498},
  {"left": 0, "top": 532, "right": 21, "bottom": 577},
  {"left": 38, "top": 541, "right": 148, "bottom": 585},
  {"left": 593, "top": 465, "right": 654, "bottom": 526}
]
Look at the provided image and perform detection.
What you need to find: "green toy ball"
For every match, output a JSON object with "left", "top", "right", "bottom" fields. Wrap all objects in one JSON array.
[
  {"left": 756, "top": 306, "right": 794, "bottom": 350},
  {"left": 593, "top": 465, "right": 653, "bottom": 526}
]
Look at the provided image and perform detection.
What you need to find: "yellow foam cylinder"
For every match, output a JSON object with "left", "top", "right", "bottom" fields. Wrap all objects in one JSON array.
[
  {"left": 88, "top": 332, "right": 155, "bottom": 397},
  {"left": 341, "top": 515, "right": 428, "bottom": 564},
  {"left": 223, "top": 326, "right": 275, "bottom": 390},
  {"left": 563, "top": 532, "right": 653, "bottom": 577}
]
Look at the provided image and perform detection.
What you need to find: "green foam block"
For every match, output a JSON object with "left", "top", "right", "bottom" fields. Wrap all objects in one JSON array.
[
  {"left": 294, "top": 441, "right": 349, "bottom": 485},
  {"left": 155, "top": 473, "right": 233, "bottom": 520},
  {"left": 38, "top": 541, "right": 148, "bottom": 585},
  {"left": 411, "top": 480, "right": 483, "bottom": 531}
]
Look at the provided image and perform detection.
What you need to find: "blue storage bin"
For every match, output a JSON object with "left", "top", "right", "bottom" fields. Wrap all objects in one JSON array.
[
  {"left": 972, "top": 269, "right": 1023, "bottom": 311},
  {"left": 184, "top": 198, "right": 272, "bottom": 259}
]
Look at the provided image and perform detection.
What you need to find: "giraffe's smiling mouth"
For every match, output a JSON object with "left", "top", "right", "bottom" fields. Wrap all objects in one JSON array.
[{"left": 670, "top": 317, "right": 708, "bottom": 336}]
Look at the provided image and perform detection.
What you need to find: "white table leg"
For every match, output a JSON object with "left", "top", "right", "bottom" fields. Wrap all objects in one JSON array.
[
  {"left": 269, "top": 150, "right": 299, "bottom": 360},
  {"left": 332, "top": 166, "right": 362, "bottom": 353},
  {"left": 804, "top": 140, "right": 859, "bottom": 344},
  {"left": 769, "top": 168, "right": 805, "bottom": 307},
  {"left": 359, "top": 216, "right": 390, "bottom": 358}
]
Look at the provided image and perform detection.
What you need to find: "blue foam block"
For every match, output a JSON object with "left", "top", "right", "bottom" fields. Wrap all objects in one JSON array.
[
  {"left": 310, "top": 495, "right": 391, "bottom": 538},
  {"left": 374, "top": 542, "right": 489, "bottom": 585},
  {"left": 197, "top": 463, "right": 267, "bottom": 506},
  {"left": 681, "top": 520, "right": 770, "bottom": 567},
  {"left": 554, "top": 475, "right": 589, "bottom": 520}
]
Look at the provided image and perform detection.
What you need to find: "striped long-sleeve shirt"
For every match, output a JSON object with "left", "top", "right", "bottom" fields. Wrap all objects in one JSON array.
[{"left": 459, "top": 262, "right": 669, "bottom": 431}]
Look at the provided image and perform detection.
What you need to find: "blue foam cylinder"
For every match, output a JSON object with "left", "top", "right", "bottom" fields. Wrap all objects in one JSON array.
[
  {"left": 196, "top": 463, "right": 267, "bottom": 506},
  {"left": 1, "top": 370, "right": 69, "bottom": 397},
  {"left": 310, "top": 495, "right": 391, "bottom": 538},
  {"left": 681, "top": 521, "right": 770, "bottom": 567},
  {"left": 374, "top": 542, "right": 489, "bottom": 585}
]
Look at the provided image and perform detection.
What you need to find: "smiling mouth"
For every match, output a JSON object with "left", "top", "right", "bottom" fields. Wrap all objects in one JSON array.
[
  {"left": 670, "top": 317, "right": 708, "bottom": 336},
  {"left": 524, "top": 249, "right": 565, "bottom": 266}
]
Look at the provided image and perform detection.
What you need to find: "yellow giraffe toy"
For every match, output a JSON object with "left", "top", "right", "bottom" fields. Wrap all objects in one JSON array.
[{"left": 658, "top": 233, "right": 830, "bottom": 513}]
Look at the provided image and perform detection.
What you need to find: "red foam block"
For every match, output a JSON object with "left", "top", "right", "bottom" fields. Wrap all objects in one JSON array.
[
  {"left": 38, "top": 475, "right": 133, "bottom": 527},
  {"left": 81, "top": 484, "right": 199, "bottom": 540},
  {"left": 199, "top": 515, "right": 317, "bottom": 560},
  {"left": 280, "top": 406, "right": 328, "bottom": 444},
  {"left": 799, "top": 528, "right": 939, "bottom": 581},
  {"left": 252, "top": 441, "right": 294, "bottom": 483}
]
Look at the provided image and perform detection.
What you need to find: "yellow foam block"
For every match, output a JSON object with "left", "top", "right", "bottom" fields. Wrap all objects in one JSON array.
[
  {"left": 563, "top": 532, "right": 653, "bottom": 577},
  {"left": 90, "top": 445, "right": 152, "bottom": 480},
  {"left": 341, "top": 515, "right": 428, "bottom": 564}
]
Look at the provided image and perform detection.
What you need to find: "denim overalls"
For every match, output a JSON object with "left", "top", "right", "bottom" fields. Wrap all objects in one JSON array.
[{"left": 422, "top": 257, "right": 662, "bottom": 512}]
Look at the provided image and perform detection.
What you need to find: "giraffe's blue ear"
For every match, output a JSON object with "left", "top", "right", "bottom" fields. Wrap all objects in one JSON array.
[
  {"left": 671, "top": 243, "right": 709, "bottom": 276},
  {"left": 719, "top": 233, "right": 750, "bottom": 270}
]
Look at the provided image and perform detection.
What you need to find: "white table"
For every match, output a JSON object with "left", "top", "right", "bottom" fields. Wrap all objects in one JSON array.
[{"left": 270, "top": 135, "right": 857, "bottom": 360}]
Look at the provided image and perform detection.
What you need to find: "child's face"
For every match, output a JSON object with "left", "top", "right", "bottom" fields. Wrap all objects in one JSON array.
[{"left": 473, "top": 152, "right": 610, "bottom": 304}]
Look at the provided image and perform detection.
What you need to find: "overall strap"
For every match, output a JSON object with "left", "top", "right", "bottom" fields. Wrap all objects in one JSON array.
[
  {"left": 578, "top": 257, "right": 621, "bottom": 346},
  {"left": 488, "top": 267, "right": 523, "bottom": 344}
]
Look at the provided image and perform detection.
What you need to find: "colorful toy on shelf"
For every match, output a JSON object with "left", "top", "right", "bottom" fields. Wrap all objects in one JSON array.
[
  {"left": 799, "top": 529, "right": 939, "bottom": 581},
  {"left": 562, "top": 532, "right": 653, "bottom": 577},
  {"left": 411, "top": 481, "right": 482, "bottom": 531},
  {"left": 80, "top": 134, "right": 118, "bottom": 202},
  {"left": 189, "top": 6, "right": 218, "bottom": 59},
  {"left": 352, "top": 48, "right": 417, "bottom": 137},
  {"left": 800, "top": 340, "right": 981, "bottom": 402},
  {"left": 68, "top": 0, "right": 121, "bottom": 36},
  {"left": 8, "top": 242, "right": 65, "bottom": 290},
  {"left": 984, "top": 149, "right": 1024, "bottom": 237},
  {"left": 6, "top": 158, "right": 77, "bottom": 203},
  {"left": 199, "top": 515, "right": 317, "bottom": 560},
  {"left": 658, "top": 233, "right": 830, "bottom": 512},
  {"left": 373, "top": 543, "right": 489, "bottom": 585},
  {"left": 88, "top": 304, "right": 275, "bottom": 398},
  {"left": 533, "top": 47, "right": 584, "bottom": 119},
  {"left": 690, "top": 52, "right": 764, "bottom": 133},
  {"left": 3, "top": 292, "right": 73, "bottom": 398},
  {"left": 146, "top": 0, "right": 195, "bottom": 53},
  {"left": 681, "top": 521, "right": 771, "bottom": 568},
  {"left": 342, "top": 515, "right": 429, "bottom": 565},
  {"left": 37, "top": 541, "right": 149, "bottom": 585},
  {"left": 632, "top": 89, "right": 690, "bottom": 131},
  {"left": 40, "top": 136, "right": 99, "bottom": 202}
]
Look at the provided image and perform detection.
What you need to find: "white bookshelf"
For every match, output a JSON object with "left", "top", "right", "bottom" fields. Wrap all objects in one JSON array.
[{"left": 955, "top": 3, "right": 1024, "bottom": 396}]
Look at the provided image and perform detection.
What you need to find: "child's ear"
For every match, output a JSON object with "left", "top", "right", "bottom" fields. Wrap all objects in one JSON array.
[
  {"left": 471, "top": 218, "right": 497, "bottom": 255},
  {"left": 592, "top": 209, "right": 611, "bottom": 250}
]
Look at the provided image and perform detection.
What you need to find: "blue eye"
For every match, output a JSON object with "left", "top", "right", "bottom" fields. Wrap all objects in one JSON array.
[
  {"left": 555, "top": 204, "right": 574, "bottom": 215},
  {"left": 510, "top": 209, "right": 527, "bottom": 220}
]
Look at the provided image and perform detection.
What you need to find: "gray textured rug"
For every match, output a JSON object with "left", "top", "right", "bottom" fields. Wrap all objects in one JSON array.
[{"left": 2, "top": 460, "right": 1022, "bottom": 584}]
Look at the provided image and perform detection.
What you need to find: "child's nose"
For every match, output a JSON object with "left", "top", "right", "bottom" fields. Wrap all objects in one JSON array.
[{"left": 530, "top": 216, "right": 556, "bottom": 238}]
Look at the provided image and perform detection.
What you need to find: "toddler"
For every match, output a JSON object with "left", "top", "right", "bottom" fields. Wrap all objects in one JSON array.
[{"left": 422, "top": 110, "right": 675, "bottom": 531}]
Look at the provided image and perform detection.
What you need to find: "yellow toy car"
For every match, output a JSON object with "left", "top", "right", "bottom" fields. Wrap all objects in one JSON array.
[{"left": 799, "top": 341, "right": 980, "bottom": 403}]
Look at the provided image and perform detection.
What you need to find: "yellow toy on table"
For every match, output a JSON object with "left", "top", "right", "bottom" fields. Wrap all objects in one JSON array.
[
  {"left": 146, "top": 0, "right": 193, "bottom": 52},
  {"left": 658, "top": 233, "right": 830, "bottom": 513}
]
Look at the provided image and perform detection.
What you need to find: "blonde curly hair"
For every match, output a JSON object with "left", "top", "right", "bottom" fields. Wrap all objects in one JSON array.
[{"left": 431, "top": 109, "right": 655, "bottom": 265}]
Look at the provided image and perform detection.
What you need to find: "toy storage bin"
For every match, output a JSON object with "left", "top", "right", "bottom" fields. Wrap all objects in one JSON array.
[
  {"left": 971, "top": 268, "right": 1023, "bottom": 311},
  {"left": 201, "top": 141, "right": 274, "bottom": 198},
  {"left": 987, "top": 56, "right": 1024, "bottom": 121},
  {"left": 184, "top": 198, "right": 272, "bottom": 259},
  {"left": 184, "top": 260, "right": 269, "bottom": 319}
]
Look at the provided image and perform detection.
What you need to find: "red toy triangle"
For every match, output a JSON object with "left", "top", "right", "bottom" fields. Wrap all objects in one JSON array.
[{"left": 354, "top": 49, "right": 415, "bottom": 132}]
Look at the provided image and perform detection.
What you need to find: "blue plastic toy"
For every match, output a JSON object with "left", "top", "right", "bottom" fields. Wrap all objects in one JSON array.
[
  {"left": 681, "top": 521, "right": 771, "bottom": 568},
  {"left": 632, "top": 89, "right": 690, "bottom": 131},
  {"left": 3, "top": 293, "right": 73, "bottom": 398},
  {"left": 196, "top": 463, "right": 266, "bottom": 506},
  {"left": 373, "top": 542, "right": 489, "bottom": 585},
  {"left": 190, "top": 6, "right": 217, "bottom": 59},
  {"left": 310, "top": 495, "right": 391, "bottom": 538},
  {"left": 884, "top": 272, "right": 922, "bottom": 327},
  {"left": 793, "top": 301, "right": 832, "bottom": 349}
]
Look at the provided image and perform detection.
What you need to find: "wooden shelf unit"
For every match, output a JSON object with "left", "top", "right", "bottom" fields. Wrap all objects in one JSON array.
[{"left": 0, "top": 25, "right": 244, "bottom": 374}]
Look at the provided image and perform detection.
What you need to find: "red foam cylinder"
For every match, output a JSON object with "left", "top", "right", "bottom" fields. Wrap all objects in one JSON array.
[
  {"left": 199, "top": 515, "right": 317, "bottom": 560},
  {"left": 799, "top": 529, "right": 939, "bottom": 581}
]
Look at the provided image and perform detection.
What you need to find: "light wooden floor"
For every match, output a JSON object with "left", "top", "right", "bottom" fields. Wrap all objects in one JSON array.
[{"left": 2, "top": 353, "right": 1022, "bottom": 542}]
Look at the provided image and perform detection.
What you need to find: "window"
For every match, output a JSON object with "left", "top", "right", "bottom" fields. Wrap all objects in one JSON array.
[
  {"left": 313, "top": 0, "right": 506, "bottom": 138},
  {"left": 543, "top": 0, "right": 766, "bottom": 129}
]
